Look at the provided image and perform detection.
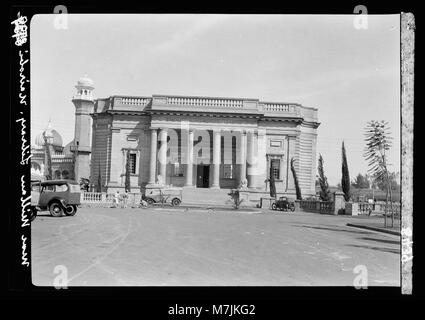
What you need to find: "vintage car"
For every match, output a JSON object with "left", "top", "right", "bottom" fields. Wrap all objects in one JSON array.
[
  {"left": 31, "top": 180, "right": 81, "bottom": 217},
  {"left": 271, "top": 196, "right": 295, "bottom": 212},
  {"left": 143, "top": 187, "right": 182, "bottom": 206}
]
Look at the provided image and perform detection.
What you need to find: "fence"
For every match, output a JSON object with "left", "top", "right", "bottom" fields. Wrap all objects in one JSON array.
[
  {"left": 81, "top": 192, "right": 105, "bottom": 202},
  {"left": 357, "top": 201, "right": 401, "bottom": 218},
  {"left": 80, "top": 192, "right": 141, "bottom": 207},
  {"left": 299, "top": 200, "right": 335, "bottom": 214}
]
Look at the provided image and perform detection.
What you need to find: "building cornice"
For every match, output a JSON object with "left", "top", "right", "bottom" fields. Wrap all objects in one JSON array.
[{"left": 92, "top": 94, "right": 319, "bottom": 123}]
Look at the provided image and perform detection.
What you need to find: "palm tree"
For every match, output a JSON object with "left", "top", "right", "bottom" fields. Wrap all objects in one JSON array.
[
  {"left": 97, "top": 164, "right": 103, "bottom": 193},
  {"left": 290, "top": 157, "right": 302, "bottom": 200},
  {"left": 125, "top": 151, "right": 131, "bottom": 193},
  {"left": 364, "top": 120, "right": 394, "bottom": 227},
  {"left": 269, "top": 164, "right": 276, "bottom": 199}
]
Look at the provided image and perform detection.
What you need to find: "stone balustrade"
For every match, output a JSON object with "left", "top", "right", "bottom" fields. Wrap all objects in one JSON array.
[
  {"left": 263, "top": 102, "right": 295, "bottom": 113},
  {"left": 166, "top": 96, "right": 244, "bottom": 109},
  {"left": 111, "top": 96, "right": 152, "bottom": 109},
  {"left": 120, "top": 97, "right": 151, "bottom": 106},
  {"left": 299, "top": 199, "right": 335, "bottom": 214},
  {"left": 81, "top": 192, "right": 104, "bottom": 202},
  {"left": 80, "top": 192, "right": 142, "bottom": 207},
  {"left": 356, "top": 201, "right": 401, "bottom": 217},
  {"left": 101, "top": 94, "right": 315, "bottom": 120}
]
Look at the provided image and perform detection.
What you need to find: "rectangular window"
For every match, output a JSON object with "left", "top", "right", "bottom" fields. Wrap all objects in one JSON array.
[
  {"left": 270, "top": 159, "right": 280, "bottom": 180},
  {"left": 223, "top": 164, "right": 233, "bottom": 179},
  {"left": 173, "top": 163, "right": 184, "bottom": 177},
  {"left": 270, "top": 140, "right": 282, "bottom": 147},
  {"left": 129, "top": 153, "right": 137, "bottom": 174}
]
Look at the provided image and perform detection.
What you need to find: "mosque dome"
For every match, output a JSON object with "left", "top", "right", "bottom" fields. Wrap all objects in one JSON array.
[
  {"left": 34, "top": 122, "right": 63, "bottom": 147},
  {"left": 77, "top": 75, "right": 94, "bottom": 88}
]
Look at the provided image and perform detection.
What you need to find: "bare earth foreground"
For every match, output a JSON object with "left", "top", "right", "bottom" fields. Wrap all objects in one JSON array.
[{"left": 31, "top": 207, "right": 400, "bottom": 286}]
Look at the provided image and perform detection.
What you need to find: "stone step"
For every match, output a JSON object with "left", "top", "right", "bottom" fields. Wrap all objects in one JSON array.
[{"left": 182, "top": 187, "right": 232, "bottom": 205}]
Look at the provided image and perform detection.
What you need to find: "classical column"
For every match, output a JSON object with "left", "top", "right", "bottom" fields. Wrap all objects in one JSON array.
[
  {"left": 247, "top": 130, "right": 258, "bottom": 188},
  {"left": 158, "top": 128, "right": 168, "bottom": 183},
  {"left": 239, "top": 131, "right": 247, "bottom": 185},
  {"left": 211, "top": 129, "right": 221, "bottom": 189},
  {"left": 184, "top": 130, "right": 194, "bottom": 187},
  {"left": 148, "top": 128, "right": 157, "bottom": 184}
]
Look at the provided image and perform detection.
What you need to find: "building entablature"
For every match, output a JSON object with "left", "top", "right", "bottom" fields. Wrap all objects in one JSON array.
[{"left": 93, "top": 94, "right": 319, "bottom": 125}]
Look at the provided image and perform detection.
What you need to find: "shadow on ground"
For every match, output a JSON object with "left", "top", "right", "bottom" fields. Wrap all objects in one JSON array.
[
  {"left": 292, "top": 224, "right": 374, "bottom": 235},
  {"left": 346, "top": 244, "right": 400, "bottom": 254},
  {"left": 358, "top": 237, "right": 400, "bottom": 245}
]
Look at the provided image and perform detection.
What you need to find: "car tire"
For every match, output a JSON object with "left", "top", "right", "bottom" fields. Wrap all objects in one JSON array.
[
  {"left": 146, "top": 198, "right": 154, "bottom": 205},
  {"left": 65, "top": 205, "right": 77, "bottom": 216},
  {"left": 49, "top": 202, "right": 64, "bottom": 217},
  {"left": 30, "top": 207, "right": 37, "bottom": 222},
  {"left": 171, "top": 198, "right": 181, "bottom": 206},
  {"left": 271, "top": 203, "right": 277, "bottom": 210}
]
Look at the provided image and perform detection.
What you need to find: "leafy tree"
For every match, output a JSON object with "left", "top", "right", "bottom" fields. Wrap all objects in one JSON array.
[
  {"left": 375, "top": 171, "right": 400, "bottom": 192},
  {"left": 79, "top": 178, "right": 90, "bottom": 191},
  {"left": 290, "top": 157, "right": 302, "bottom": 200},
  {"left": 317, "top": 154, "right": 331, "bottom": 201},
  {"left": 341, "top": 141, "right": 351, "bottom": 202},
  {"left": 364, "top": 120, "right": 394, "bottom": 227},
  {"left": 352, "top": 173, "right": 370, "bottom": 189}
]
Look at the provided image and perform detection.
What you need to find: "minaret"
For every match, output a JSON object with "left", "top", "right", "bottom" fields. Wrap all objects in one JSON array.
[{"left": 71, "top": 75, "right": 95, "bottom": 182}]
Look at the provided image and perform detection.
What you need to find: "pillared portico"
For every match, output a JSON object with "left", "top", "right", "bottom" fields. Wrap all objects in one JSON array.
[{"left": 87, "top": 91, "right": 319, "bottom": 197}]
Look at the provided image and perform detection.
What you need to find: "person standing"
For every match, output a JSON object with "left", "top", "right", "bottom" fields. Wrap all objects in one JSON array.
[
  {"left": 123, "top": 190, "right": 129, "bottom": 208},
  {"left": 113, "top": 190, "right": 120, "bottom": 208}
]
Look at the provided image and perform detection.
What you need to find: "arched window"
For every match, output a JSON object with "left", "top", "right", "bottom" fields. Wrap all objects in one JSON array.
[
  {"left": 54, "top": 170, "right": 61, "bottom": 179},
  {"left": 32, "top": 162, "right": 41, "bottom": 171},
  {"left": 62, "top": 170, "right": 69, "bottom": 179}
]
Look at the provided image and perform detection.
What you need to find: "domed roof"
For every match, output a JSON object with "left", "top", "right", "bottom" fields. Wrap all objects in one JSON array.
[
  {"left": 34, "top": 121, "right": 63, "bottom": 147},
  {"left": 77, "top": 75, "right": 94, "bottom": 87}
]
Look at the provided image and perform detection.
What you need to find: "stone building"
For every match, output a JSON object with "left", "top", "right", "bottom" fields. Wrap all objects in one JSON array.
[
  {"left": 70, "top": 76, "right": 320, "bottom": 198},
  {"left": 31, "top": 120, "right": 75, "bottom": 181}
]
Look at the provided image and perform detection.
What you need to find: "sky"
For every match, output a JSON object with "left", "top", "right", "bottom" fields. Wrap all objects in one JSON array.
[{"left": 30, "top": 14, "right": 400, "bottom": 185}]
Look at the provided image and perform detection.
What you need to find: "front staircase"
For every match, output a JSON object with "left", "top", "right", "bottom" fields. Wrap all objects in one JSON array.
[{"left": 182, "top": 187, "right": 233, "bottom": 207}]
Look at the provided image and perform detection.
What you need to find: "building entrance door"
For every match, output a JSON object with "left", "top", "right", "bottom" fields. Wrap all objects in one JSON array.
[{"left": 196, "top": 165, "right": 210, "bottom": 188}]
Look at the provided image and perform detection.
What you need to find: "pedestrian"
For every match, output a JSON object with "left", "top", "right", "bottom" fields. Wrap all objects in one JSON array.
[
  {"left": 123, "top": 190, "right": 129, "bottom": 208},
  {"left": 113, "top": 190, "right": 120, "bottom": 208}
]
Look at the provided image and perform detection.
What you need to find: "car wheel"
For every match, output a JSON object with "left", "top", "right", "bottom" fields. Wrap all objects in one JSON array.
[
  {"left": 171, "top": 198, "right": 181, "bottom": 206},
  {"left": 65, "top": 205, "right": 77, "bottom": 216},
  {"left": 271, "top": 203, "right": 277, "bottom": 210},
  {"left": 49, "top": 202, "right": 64, "bottom": 217},
  {"left": 30, "top": 207, "right": 37, "bottom": 222},
  {"left": 146, "top": 198, "right": 154, "bottom": 205}
]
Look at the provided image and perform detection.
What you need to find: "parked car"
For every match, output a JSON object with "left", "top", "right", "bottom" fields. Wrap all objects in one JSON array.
[
  {"left": 31, "top": 180, "right": 81, "bottom": 218},
  {"left": 271, "top": 197, "right": 295, "bottom": 212},
  {"left": 143, "top": 187, "right": 182, "bottom": 206}
]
